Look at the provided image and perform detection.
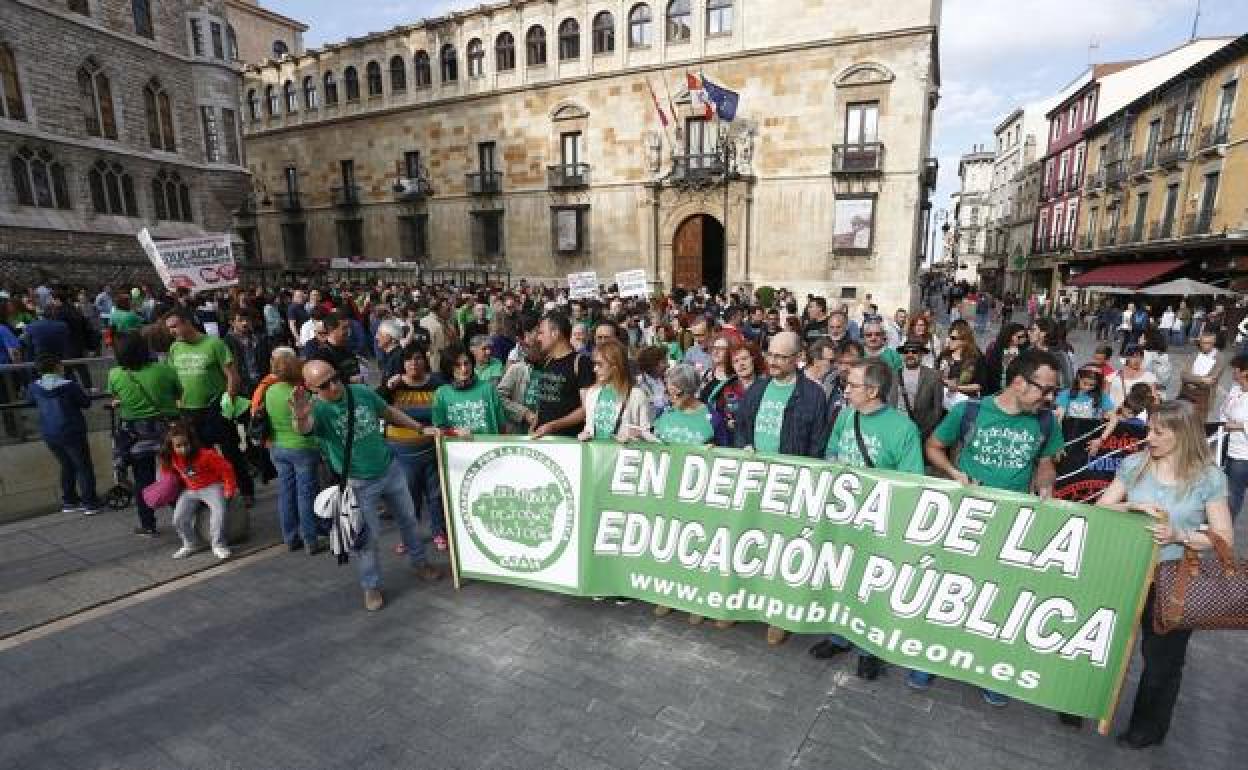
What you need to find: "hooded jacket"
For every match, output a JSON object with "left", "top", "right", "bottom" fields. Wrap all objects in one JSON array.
[{"left": 28, "top": 373, "right": 91, "bottom": 440}]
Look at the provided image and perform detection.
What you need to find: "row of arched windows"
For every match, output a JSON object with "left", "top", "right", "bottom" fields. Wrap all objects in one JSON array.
[
  {"left": 246, "top": 2, "right": 734, "bottom": 119},
  {"left": 75, "top": 57, "right": 182, "bottom": 155},
  {"left": 9, "top": 146, "right": 193, "bottom": 221}
]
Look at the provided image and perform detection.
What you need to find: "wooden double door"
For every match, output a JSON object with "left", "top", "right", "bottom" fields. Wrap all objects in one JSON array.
[{"left": 672, "top": 214, "right": 725, "bottom": 293}]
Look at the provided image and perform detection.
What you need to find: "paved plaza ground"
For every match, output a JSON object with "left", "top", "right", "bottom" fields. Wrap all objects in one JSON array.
[{"left": 1, "top": 324, "right": 1245, "bottom": 769}]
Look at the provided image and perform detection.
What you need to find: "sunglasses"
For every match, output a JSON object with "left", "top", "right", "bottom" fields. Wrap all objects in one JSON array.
[{"left": 311, "top": 375, "right": 340, "bottom": 391}]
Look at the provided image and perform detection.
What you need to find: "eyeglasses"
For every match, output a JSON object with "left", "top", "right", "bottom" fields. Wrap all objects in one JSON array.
[
  {"left": 864, "top": 331, "right": 884, "bottom": 337},
  {"left": 1025, "top": 376, "right": 1059, "bottom": 397},
  {"left": 765, "top": 351, "right": 796, "bottom": 361},
  {"left": 310, "top": 375, "right": 340, "bottom": 391},
  {"left": 845, "top": 381, "right": 868, "bottom": 390},
  {"left": 948, "top": 334, "right": 963, "bottom": 341}
]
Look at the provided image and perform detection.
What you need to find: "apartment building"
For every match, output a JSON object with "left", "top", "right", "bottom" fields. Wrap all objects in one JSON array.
[{"left": 1072, "top": 34, "right": 1247, "bottom": 292}]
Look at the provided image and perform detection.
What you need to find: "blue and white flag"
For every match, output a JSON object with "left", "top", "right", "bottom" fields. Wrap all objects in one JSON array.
[{"left": 700, "top": 74, "right": 739, "bottom": 122}]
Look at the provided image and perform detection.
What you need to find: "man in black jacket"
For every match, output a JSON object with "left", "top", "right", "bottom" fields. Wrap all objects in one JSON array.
[
  {"left": 223, "top": 310, "right": 273, "bottom": 396},
  {"left": 732, "top": 330, "right": 829, "bottom": 646}
]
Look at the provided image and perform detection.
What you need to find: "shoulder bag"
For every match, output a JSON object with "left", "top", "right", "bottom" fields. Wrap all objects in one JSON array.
[
  {"left": 852, "top": 411, "right": 876, "bottom": 469},
  {"left": 1153, "top": 531, "right": 1248, "bottom": 633}
]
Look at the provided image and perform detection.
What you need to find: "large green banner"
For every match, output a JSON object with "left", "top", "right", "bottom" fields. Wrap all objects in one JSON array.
[{"left": 441, "top": 438, "right": 1155, "bottom": 719}]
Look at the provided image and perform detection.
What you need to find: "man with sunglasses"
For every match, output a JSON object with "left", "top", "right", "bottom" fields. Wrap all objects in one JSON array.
[
  {"left": 861, "top": 319, "right": 903, "bottom": 373},
  {"left": 916, "top": 349, "right": 1063, "bottom": 707},
  {"left": 293, "top": 359, "right": 443, "bottom": 612}
]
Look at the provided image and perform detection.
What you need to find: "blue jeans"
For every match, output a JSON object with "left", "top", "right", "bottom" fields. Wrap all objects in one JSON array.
[
  {"left": 349, "top": 458, "right": 429, "bottom": 590},
  {"left": 46, "top": 435, "right": 99, "bottom": 508},
  {"left": 391, "top": 445, "right": 445, "bottom": 537},
  {"left": 1226, "top": 458, "right": 1248, "bottom": 521},
  {"left": 271, "top": 446, "right": 321, "bottom": 546}
]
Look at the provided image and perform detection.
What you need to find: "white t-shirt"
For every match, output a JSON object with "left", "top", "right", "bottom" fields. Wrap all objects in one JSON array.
[
  {"left": 1219, "top": 385, "right": 1248, "bottom": 460},
  {"left": 1108, "top": 369, "right": 1158, "bottom": 405},
  {"left": 1191, "top": 350, "right": 1218, "bottom": 378}
]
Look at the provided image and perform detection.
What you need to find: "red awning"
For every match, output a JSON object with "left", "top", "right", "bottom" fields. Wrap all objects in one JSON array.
[{"left": 1069, "top": 259, "right": 1186, "bottom": 289}]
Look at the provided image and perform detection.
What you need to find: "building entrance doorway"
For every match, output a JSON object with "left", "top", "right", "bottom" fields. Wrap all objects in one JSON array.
[{"left": 672, "top": 214, "right": 725, "bottom": 295}]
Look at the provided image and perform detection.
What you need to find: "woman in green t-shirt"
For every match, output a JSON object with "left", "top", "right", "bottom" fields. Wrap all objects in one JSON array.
[
  {"left": 432, "top": 343, "right": 506, "bottom": 435},
  {"left": 106, "top": 333, "right": 180, "bottom": 536},
  {"left": 579, "top": 339, "right": 651, "bottom": 442},
  {"left": 264, "top": 348, "right": 323, "bottom": 553}
]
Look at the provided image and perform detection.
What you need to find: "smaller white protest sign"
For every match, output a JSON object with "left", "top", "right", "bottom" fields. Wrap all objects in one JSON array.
[
  {"left": 137, "top": 229, "right": 238, "bottom": 292},
  {"left": 567, "top": 271, "right": 598, "bottom": 300},
  {"left": 615, "top": 269, "right": 649, "bottom": 298}
]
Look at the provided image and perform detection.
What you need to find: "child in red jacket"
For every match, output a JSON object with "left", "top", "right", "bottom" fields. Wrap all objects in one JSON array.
[{"left": 160, "top": 422, "right": 238, "bottom": 560}]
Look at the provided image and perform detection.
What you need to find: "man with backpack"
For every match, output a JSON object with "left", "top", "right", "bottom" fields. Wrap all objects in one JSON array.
[{"left": 915, "top": 349, "right": 1063, "bottom": 707}]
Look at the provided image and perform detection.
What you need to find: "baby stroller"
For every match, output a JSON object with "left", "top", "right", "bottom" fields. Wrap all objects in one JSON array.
[{"left": 104, "top": 404, "right": 134, "bottom": 510}]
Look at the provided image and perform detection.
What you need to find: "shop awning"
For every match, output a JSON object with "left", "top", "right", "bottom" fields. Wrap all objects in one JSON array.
[{"left": 1068, "top": 259, "right": 1186, "bottom": 289}]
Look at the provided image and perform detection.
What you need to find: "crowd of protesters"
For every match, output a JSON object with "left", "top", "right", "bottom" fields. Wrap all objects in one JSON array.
[{"left": 1, "top": 275, "right": 1243, "bottom": 749}]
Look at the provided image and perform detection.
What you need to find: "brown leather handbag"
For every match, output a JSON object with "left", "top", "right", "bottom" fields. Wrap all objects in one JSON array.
[{"left": 1153, "top": 531, "right": 1248, "bottom": 633}]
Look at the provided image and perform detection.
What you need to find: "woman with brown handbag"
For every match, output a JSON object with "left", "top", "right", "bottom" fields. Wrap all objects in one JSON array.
[{"left": 1097, "top": 400, "right": 1234, "bottom": 749}]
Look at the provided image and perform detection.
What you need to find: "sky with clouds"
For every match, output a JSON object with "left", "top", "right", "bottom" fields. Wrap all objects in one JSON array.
[{"left": 265, "top": 0, "right": 1246, "bottom": 211}]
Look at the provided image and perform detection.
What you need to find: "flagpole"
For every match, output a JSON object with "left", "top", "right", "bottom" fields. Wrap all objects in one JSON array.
[{"left": 663, "top": 73, "right": 680, "bottom": 147}]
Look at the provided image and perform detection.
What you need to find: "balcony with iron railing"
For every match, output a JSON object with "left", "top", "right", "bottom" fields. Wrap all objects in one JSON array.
[
  {"left": 1079, "top": 231, "right": 1096, "bottom": 250},
  {"left": 547, "top": 162, "right": 592, "bottom": 189},
  {"left": 923, "top": 156, "right": 939, "bottom": 191},
  {"left": 1105, "top": 160, "right": 1128, "bottom": 187},
  {"left": 1054, "top": 177, "right": 1067, "bottom": 195},
  {"left": 275, "top": 191, "right": 302, "bottom": 212},
  {"left": 466, "top": 170, "right": 503, "bottom": 195},
  {"left": 1127, "top": 155, "right": 1152, "bottom": 182},
  {"left": 1056, "top": 232, "right": 1072, "bottom": 251},
  {"left": 393, "top": 175, "right": 434, "bottom": 202},
  {"left": 1182, "top": 207, "right": 1218, "bottom": 236},
  {"left": 1101, "top": 227, "right": 1118, "bottom": 247},
  {"left": 235, "top": 192, "right": 259, "bottom": 217},
  {"left": 673, "top": 153, "right": 726, "bottom": 183},
  {"left": 830, "top": 142, "right": 884, "bottom": 173},
  {"left": 1197, "top": 120, "right": 1232, "bottom": 152},
  {"left": 1157, "top": 134, "right": 1191, "bottom": 167},
  {"left": 1125, "top": 220, "right": 1147, "bottom": 244},
  {"left": 1085, "top": 169, "right": 1106, "bottom": 194},
  {"left": 1067, "top": 173, "right": 1081, "bottom": 192},
  {"left": 332, "top": 184, "right": 361, "bottom": 207}
]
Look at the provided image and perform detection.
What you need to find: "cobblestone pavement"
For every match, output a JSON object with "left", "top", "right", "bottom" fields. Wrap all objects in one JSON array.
[{"left": 1, "top": 512, "right": 1245, "bottom": 770}]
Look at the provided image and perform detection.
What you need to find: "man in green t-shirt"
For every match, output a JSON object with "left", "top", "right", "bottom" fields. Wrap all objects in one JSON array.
[
  {"left": 293, "top": 359, "right": 443, "bottom": 612},
  {"left": 165, "top": 309, "right": 254, "bottom": 504},
  {"left": 811, "top": 359, "right": 923, "bottom": 679},
  {"left": 915, "top": 348, "right": 1063, "bottom": 709},
  {"left": 862, "top": 319, "right": 903, "bottom": 373},
  {"left": 108, "top": 294, "right": 144, "bottom": 335}
]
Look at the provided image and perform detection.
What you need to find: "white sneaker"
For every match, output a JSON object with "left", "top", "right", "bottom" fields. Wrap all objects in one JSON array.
[
  {"left": 212, "top": 545, "right": 232, "bottom": 560},
  {"left": 172, "top": 544, "right": 200, "bottom": 559}
]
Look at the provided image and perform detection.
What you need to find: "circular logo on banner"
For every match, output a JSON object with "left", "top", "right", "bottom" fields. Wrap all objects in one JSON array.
[{"left": 459, "top": 445, "right": 575, "bottom": 573}]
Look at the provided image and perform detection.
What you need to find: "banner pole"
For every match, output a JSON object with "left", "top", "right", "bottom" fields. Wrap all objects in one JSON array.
[
  {"left": 435, "top": 434, "right": 462, "bottom": 590},
  {"left": 1097, "top": 545, "right": 1158, "bottom": 735}
]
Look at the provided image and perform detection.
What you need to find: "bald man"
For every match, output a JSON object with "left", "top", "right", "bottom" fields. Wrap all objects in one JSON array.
[
  {"left": 731, "top": 330, "right": 830, "bottom": 646},
  {"left": 292, "top": 359, "right": 442, "bottom": 612}
]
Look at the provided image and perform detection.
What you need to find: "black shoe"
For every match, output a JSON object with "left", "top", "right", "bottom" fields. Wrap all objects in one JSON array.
[
  {"left": 287, "top": 539, "right": 304, "bottom": 552},
  {"left": 133, "top": 526, "right": 159, "bottom": 537},
  {"left": 856, "top": 654, "right": 883, "bottom": 681},
  {"left": 808, "top": 640, "right": 851, "bottom": 660},
  {"left": 1116, "top": 729, "right": 1164, "bottom": 749},
  {"left": 1058, "top": 713, "right": 1083, "bottom": 729}
]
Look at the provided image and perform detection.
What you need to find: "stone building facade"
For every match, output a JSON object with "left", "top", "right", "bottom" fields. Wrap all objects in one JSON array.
[
  {"left": 949, "top": 148, "right": 992, "bottom": 286},
  {"left": 240, "top": 0, "right": 939, "bottom": 311},
  {"left": 224, "top": 0, "right": 306, "bottom": 65},
  {"left": 0, "top": 0, "right": 250, "bottom": 287}
]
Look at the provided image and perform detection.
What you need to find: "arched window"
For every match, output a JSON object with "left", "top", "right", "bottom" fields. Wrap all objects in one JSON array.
[
  {"left": 389, "top": 55, "right": 406, "bottom": 92},
  {"left": 226, "top": 24, "right": 239, "bottom": 60},
  {"left": 264, "top": 84, "right": 278, "bottom": 115},
  {"left": 152, "top": 169, "right": 192, "bottom": 222},
  {"left": 283, "top": 80, "right": 297, "bottom": 112},
  {"left": 366, "top": 61, "right": 383, "bottom": 96},
  {"left": 88, "top": 160, "right": 137, "bottom": 217},
  {"left": 558, "top": 19, "right": 580, "bottom": 61},
  {"left": 0, "top": 43, "right": 27, "bottom": 121},
  {"left": 143, "top": 79, "right": 176, "bottom": 151},
  {"left": 323, "top": 71, "right": 338, "bottom": 105},
  {"left": 526, "top": 26, "right": 546, "bottom": 67},
  {"left": 77, "top": 59, "right": 117, "bottom": 139},
  {"left": 10, "top": 147, "right": 70, "bottom": 209},
  {"left": 592, "top": 12, "right": 615, "bottom": 54},
  {"left": 629, "top": 5, "right": 653, "bottom": 48},
  {"left": 440, "top": 44, "right": 457, "bottom": 83},
  {"left": 132, "top": 0, "right": 153, "bottom": 39},
  {"left": 413, "top": 51, "right": 431, "bottom": 87},
  {"left": 467, "top": 39, "right": 484, "bottom": 77},
  {"left": 302, "top": 76, "right": 318, "bottom": 109},
  {"left": 246, "top": 88, "right": 260, "bottom": 120},
  {"left": 706, "top": 0, "right": 733, "bottom": 35},
  {"left": 494, "top": 33, "right": 515, "bottom": 72},
  {"left": 666, "top": 1, "right": 691, "bottom": 43},
  {"left": 343, "top": 66, "right": 360, "bottom": 101}
]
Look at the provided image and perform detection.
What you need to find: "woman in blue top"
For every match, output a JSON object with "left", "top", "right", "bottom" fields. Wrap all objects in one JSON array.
[
  {"left": 1055, "top": 365, "right": 1114, "bottom": 421},
  {"left": 1097, "top": 400, "right": 1234, "bottom": 749}
]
